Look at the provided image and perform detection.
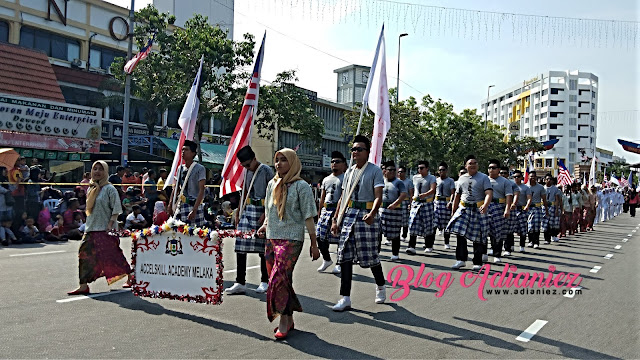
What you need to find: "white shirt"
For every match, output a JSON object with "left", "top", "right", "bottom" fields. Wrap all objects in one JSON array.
[{"left": 125, "top": 213, "right": 145, "bottom": 229}]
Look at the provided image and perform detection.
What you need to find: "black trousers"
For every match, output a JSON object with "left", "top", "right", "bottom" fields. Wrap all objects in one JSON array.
[
  {"left": 318, "top": 240, "right": 332, "bottom": 261},
  {"left": 528, "top": 232, "right": 540, "bottom": 246},
  {"left": 235, "top": 252, "right": 268, "bottom": 285},
  {"left": 455, "top": 235, "right": 484, "bottom": 265},
  {"left": 630, "top": 204, "right": 637, "bottom": 217},
  {"left": 505, "top": 234, "right": 514, "bottom": 252},
  {"left": 490, "top": 236, "right": 503, "bottom": 256},
  {"left": 339, "top": 262, "right": 386, "bottom": 296},
  {"left": 408, "top": 234, "right": 435, "bottom": 249}
]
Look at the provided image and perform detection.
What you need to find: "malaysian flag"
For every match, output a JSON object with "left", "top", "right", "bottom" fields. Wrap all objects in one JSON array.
[
  {"left": 124, "top": 34, "right": 155, "bottom": 74},
  {"left": 557, "top": 159, "right": 573, "bottom": 187},
  {"left": 523, "top": 152, "right": 534, "bottom": 183},
  {"left": 220, "top": 33, "right": 265, "bottom": 197},
  {"left": 620, "top": 173, "right": 629, "bottom": 187}
]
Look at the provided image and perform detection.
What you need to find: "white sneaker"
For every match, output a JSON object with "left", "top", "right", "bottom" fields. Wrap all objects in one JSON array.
[
  {"left": 390, "top": 255, "right": 400, "bottom": 261},
  {"left": 519, "top": 246, "right": 525, "bottom": 253},
  {"left": 472, "top": 265, "right": 482, "bottom": 271},
  {"left": 332, "top": 297, "right": 352, "bottom": 311},
  {"left": 502, "top": 251, "right": 511, "bottom": 256},
  {"left": 444, "top": 244, "right": 451, "bottom": 249},
  {"left": 317, "top": 260, "right": 333, "bottom": 272},
  {"left": 405, "top": 247, "right": 416, "bottom": 255},
  {"left": 493, "top": 257, "right": 502, "bottom": 263},
  {"left": 255, "top": 282, "right": 269, "bottom": 293},
  {"left": 451, "top": 260, "right": 466, "bottom": 269},
  {"left": 375, "top": 286, "right": 386, "bottom": 304},
  {"left": 424, "top": 247, "right": 433, "bottom": 253},
  {"left": 482, "top": 254, "right": 489, "bottom": 262},
  {"left": 384, "top": 240, "right": 392, "bottom": 246},
  {"left": 225, "top": 283, "right": 246, "bottom": 295},
  {"left": 488, "top": 249, "right": 494, "bottom": 255},
  {"left": 527, "top": 242, "right": 534, "bottom": 248},
  {"left": 544, "top": 241, "right": 551, "bottom": 245},
  {"left": 533, "top": 244, "right": 539, "bottom": 249},
  {"left": 331, "top": 265, "right": 342, "bottom": 274}
]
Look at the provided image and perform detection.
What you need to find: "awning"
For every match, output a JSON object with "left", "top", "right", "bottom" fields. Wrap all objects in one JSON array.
[{"left": 158, "top": 137, "right": 228, "bottom": 166}]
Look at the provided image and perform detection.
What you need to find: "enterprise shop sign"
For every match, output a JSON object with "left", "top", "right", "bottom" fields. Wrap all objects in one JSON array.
[{"left": 0, "top": 93, "right": 102, "bottom": 140}]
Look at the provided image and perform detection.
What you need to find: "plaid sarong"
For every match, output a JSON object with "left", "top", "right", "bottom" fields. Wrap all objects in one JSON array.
[
  {"left": 174, "top": 203, "right": 206, "bottom": 228},
  {"left": 446, "top": 205, "right": 489, "bottom": 244},
  {"left": 527, "top": 206, "right": 543, "bottom": 233},
  {"left": 509, "top": 207, "right": 528, "bottom": 236},
  {"left": 316, "top": 207, "right": 339, "bottom": 244},
  {"left": 542, "top": 205, "right": 561, "bottom": 231},
  {"left": 401, "top": 199, "right": 411, "bottom": 227},
  {"left": 488, "top": 202, "right": 508, "bottom": 241},
  {"left": 337, "top": 207, "right": 380, "bottom": 268},
  {"left": 408, "top": 201, "right": 435, "bottom": 237},
  {"left": 234, "top": 204, "right": 265, "bottom": 254},
  {"left": 433, "top": 199, "right": 451, "bottom": 231},
  {"left": 379, "top": 207, "right": 403, "bottom": 239}
]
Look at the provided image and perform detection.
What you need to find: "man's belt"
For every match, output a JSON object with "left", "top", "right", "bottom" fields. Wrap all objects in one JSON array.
[
  {"left": 324, "top": 203, "right": 337, "bottom": 209},
  {"left": 460, "top": 201, "right": 484, "bottom": 208},
  {"left": 247, "top": 198, "right": 265, "bottom": 206},
  {"left": 491, "top": 198, "right": 507, "bottom": 204},
  {"left": 348, "top": 200, "right": 374, "bottom": 210},
  {"left": 436, "top": 196, "right": 451, "bottom": 201},
  {"left": 532, "top": 202, "right": 542, "bottom": 207},
  {"left": 413, "top": 197, "right": 434, "bottom": 203},
  {"left": 381, "top": 201, "right": 399, "bottom": 208}
]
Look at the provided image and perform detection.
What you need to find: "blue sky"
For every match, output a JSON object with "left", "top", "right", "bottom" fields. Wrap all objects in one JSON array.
[{"left": 107, "top": 0, "right": 639, "bottom": 164}]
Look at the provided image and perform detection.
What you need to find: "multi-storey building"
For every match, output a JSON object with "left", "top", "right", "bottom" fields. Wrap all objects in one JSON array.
[
  {"left": 153, "top": 0, "right": 234, "bottom": 39},
  {"left": 334, "top": 64, "right": 371, "bottom": 107},
  {"left": 480, "top": 70, "right": 598, "bottom": 174}
]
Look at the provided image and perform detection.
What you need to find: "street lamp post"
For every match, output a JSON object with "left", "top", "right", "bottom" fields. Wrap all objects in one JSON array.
[
  {"left": 484, "top": 84, "right": 495, "bottom": 131},
  {"left": 122, "top": 0, "right": 135, "bottom": 167},
  {"left": 396, "top": 33, "right": 408, "bottom": 104}
]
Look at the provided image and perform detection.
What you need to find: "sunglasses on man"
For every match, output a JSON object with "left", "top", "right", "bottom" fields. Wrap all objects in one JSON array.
[
  {"left": 351, "top": 147, "right": 366, "bottom": 152},
  {"left": 330, "top": 159, "right": 344, "bottom": 164}
]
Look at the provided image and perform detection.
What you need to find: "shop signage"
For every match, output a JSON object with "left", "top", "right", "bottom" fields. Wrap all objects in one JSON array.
[
  {"left": 112, "top": 124, "right": 149, "bottom": 138},
  {"left": 0, "top": 131, "right": 100, "bottom": 153},
  {"left": 298, "top": 154, "right": 323, "bottom": 168},
  {"left": 0, "top": 93, "right": 102, "bottom": 141}
]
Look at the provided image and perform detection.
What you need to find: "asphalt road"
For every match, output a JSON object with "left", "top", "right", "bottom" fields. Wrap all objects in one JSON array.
[{"left": 1, "top": 213, "right": 638, "bottom": 359}]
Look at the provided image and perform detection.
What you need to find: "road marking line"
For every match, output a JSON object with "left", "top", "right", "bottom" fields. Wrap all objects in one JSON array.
[
  {"left": 516, "top": 320, "right": 548, "bottom": 342},
  {"left": 563, "top": 286, "right": 582, "bottom": 298},
  {"left": 628, "top": 234, "right": 633, "bottom": 237},
  {"left": 632, "top": 230, "right": 637, "bottom": 233},
  {"left": 614, "top": 245, "right": 622, "bottom": 250},
  {"left": 9, "top": 250, "right": 66, "bottom": 257},
  {"left": 604, "top": 254, "right": 614, "bottom": 259},
  {"left": 622, "top": 239, "right": 628, "bottom": 243},
  {"left": 56, "top": 289, "right": 129, "bottom": 303},
  {"left": 224, "top": 265, "right": 260, "bottom": 273},
  {"left": 589, "top": 266, "right": 602, "bottom": 273}
]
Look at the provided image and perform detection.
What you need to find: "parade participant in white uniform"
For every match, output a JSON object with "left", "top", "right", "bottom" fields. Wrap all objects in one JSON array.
[
  {"left": 316, "top": 151, "right": 346, "bottom": 274},
  {"left": 542, "top": 175, "right": 563, "bottom": 243},
  {"left": 447, "top": 155, "right": 493, "bottom": 270},
  {"left": 397, "top": 166, "right": 414, "bottom": 240},
  {"left": 595, "top": 186, "right": 603, "bottom": 224},
  {"left": 601, "top": 187, "right": 610, "bottom": 222},
  {"left": 407, "top": 161, "right": 437, "bottom": 254},
  {"left": 526, "top": 175, "right": 548, "bottom": 249},
  {"left": 486, "top": 160, "right": 513, "bottom": 263},
  {"left": 500, "top": 167, "right": 520, "bottom": 255},
  {"left": 378, "top": 161, "right": 407, "bottom": 261},
  {"left": 331, "top": 135, "right": 387, "bottom": 311},
  {"left": 434, "top": 162, "right": 456, "bottom": 250},
  {"left": 225, "top": 146, "right": 275, "bottom": 295}
]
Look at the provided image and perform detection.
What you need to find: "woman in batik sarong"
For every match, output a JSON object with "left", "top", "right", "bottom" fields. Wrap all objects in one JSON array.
[
  {"left": 67, "top": 161, "right": 131, "bottom": 295},
  {"left": 257, "top": 148, "right": 320, "bottom": 340}
]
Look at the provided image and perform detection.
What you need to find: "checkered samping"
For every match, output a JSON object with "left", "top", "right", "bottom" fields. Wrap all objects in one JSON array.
[
  {"left": 337, "top": 207, "right": 380, "bottom": 268},
  {"left": 488, "top": 202, "right": 508, "bottom": 241},
  {"left": 408, "top": 201, "right": 435, "bottom": 237},
  {"left": 446, "top": 206, "right": 489, "bottom": 244},
  {"left": 316, "top": 207, "right": 339, "bottom": 244},
  {"left": 234, "top": 204, "right": 266, "bottom": 253},
  {"left": 379, "top": 207, "right": 403, "bottom": 239},
  {"left": 541, "top": 205, "right": 561, "bottom": 231},
  {"left": 174, "top": 203, "right": 206, "bottom": 227},
  {"left": 527, "top": 206, "right": 543, "bottom": 233},
  {"left": 401, "top": 199, "right": 410, "bottom": 227},
  {"left": 433, "top": 199, "right": 451, "bottom": 230},
  {"left": 509, "top": 208, "right": 528, "bottom": 236}
]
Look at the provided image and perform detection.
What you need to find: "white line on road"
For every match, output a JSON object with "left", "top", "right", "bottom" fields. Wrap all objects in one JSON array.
[
  {"left": 628, "top": 234, "right": 633, "bottom": 237},
  {"left": 614, "top": 245, "right": 622, "bottom": 250},
  {"left": 563, "top": 286, "right": 583, "bottom": 299},
  {"left": 516, "top": 320, "right": 548, "bottom": 342},
  {"left": 223, "top": 265, "right": 260, "bottom": 273},
  {"left": 632, "top": 230, "right": 637, "bottom": 233},
  {"left": 622, "top": 239, "right": 628, "bottom": 243},
  {"left": 589, "top": 266, "right": 602, "bottom": 273},
  {"left": 56, "top": 289, "right": 130, "bottom": 303},
  {"left": 9, "top": 250, "right": 66, "bottom": 257},
  {"left": 604, "top": 254, "right": 614, "bottom": 259}
]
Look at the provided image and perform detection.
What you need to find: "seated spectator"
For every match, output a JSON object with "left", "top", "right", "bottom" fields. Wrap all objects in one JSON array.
[
  {"left": 45, "top": 215, "right": 68, "bottom": 242},
  {"left": 215, "top": 201, "right": 234, "bottom": 229},
  {"left": 1, "top": 219, "right": 17, "bottom": 246},
  {"left": 153, "top": 201, "right": 169, "bottom": 226},
  {"left": 74, "top": 186, "right": 87, "bottom": 211},
  {"left": 122, "top": 187, "right": 147, "bottom": 215},
  {"left": 62, "top": 198, "right": 83, "bottom": 240},
  {"left": 126, "top": 205, "right": 147, "bottom": 230},
  {"left": 79, "top": 172, "right": 91, "bottom": 191},
  {"left": 20, "top": 217, "right": 44, "bottom": 243},
  {"left": 37, "top": 204, "right": 51, "bottom": 232},
  {"left": 74, "top": 211, "right": 85, "bottom": 233}
]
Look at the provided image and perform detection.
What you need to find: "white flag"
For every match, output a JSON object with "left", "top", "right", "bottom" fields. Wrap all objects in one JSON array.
[
  {"left": 589, "top": 155, "right": 596, "bottom": 186},
  {"left": 367, "top": 26, "right": 390, "bottom": 166}
]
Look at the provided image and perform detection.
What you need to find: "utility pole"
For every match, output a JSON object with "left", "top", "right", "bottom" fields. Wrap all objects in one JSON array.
[
  {"left": 121, "top": 0, "right": 135, "bottom": 167},
  {"left": 396, "top": 33, "right": 408, "bottom": 104},
  {"left": 484, "top": 84, "right": 495, "bottom": 131}
]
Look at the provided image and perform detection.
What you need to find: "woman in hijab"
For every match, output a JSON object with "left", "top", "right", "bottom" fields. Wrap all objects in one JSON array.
[
  {"left": 67, "top": 161, "right": 131, "bottom": 295},
  {"left": 257, "top": 148, "right": 320, "bottom": 340},
  {"left": 152, "top": 200, "right": 169, "bottom": 226}
]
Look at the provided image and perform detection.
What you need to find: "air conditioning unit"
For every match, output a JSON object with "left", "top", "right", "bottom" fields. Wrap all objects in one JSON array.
[{"left": 71, "top": 58, "right": 84, "bottom": 68}]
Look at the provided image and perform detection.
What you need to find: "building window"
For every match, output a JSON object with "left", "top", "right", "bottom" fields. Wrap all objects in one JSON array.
[
  {"left": 535, "top": 104, "right": 540, "bottom": 110},
  {"left": 526, "top": 118, "right": 530, "bottom": 124},
  {"left": 569, "top": 153, "right": 576, "bottom": 162},
  {"left": 591, "top": 103, "right": 596, "bottom": 110},
  {"left": 541, "top": 113, "right": 547, "bottom": 118},
  {"left": 569, "top": 95, "right": 577, "bottom": 102},
  {"left": 569, "top": 118, "right": 577, "bottom": 125},
  {"left": 525, "top": 129, "right": 529, "bottom": 135},
  {"left": 534, "top": 126, "right": 539, "bottom": 132},
  {"left": 569, "top": 141, "right": 577, "bottom": 149},
  {"left": 569, "top": 79, "right": 578, "bottom": 90},
  {"left": 550, "top": 100, "right": 564, "bottom": 106},
  {"left": 545, "top": 159, "right": 552, "bottom": 168},
  {"left": 541, "top": 101, "right": 547, "bottom": 107},
  {"left": 542, "top": 89, "right": 548, "bottom": 96},
  {"left": 90, "top": 45, "right": 127, "bottom": 70},
  {"left": 551, "top": 88, "right": 564, "bottom": 95},
  {"left": 569, "top": 106, "right": 577, "bottom": 114},
  {"left": 540, "top": 124, "right": 547, "bottom": 130},
  {"left": 591, "top": 126, "right": 595, "bottom": 133},
  {"left": 569, "top": 130, "right": 577, "bottom": 137},
  {"left": 0, "top": 21, "right": 8, "bottom": 43},
  {"left": 501, "top": 115, "right": 504, "bottom": 121},
  {"left": 549, "top": 124, "right": 559, "bottom": 130},
  {"left": 592, "top": 91, "right": 596, "bottom": 98},
  {"left": 19, "top": 27, "right": 81, "bottom": 62},
  {"left": 591, "top": 114, "right": 595, "bottom": 121},
  {"left": 517, "top": 110, "right": 520, "bottom": 116}
]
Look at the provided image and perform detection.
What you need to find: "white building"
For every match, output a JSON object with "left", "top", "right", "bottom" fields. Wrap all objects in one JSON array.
[
  {"left": 480, "top": 70, "right": 598, "bottom": 174},
  {"left": 153, "top": 0, "right": 234, "bottom": 39}
]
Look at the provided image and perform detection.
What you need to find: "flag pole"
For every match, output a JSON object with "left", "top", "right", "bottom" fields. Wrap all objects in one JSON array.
[{"left": 121, "top": 0, "right": 135, "bottom": 167}]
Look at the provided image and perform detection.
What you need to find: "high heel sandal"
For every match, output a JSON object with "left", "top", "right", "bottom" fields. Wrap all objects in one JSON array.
[
  {"left": 67, "top": 288, "right": 90, "bottom": 296},
  {"left": 274, "top": 322, "right": 295, "bottom": 340}
]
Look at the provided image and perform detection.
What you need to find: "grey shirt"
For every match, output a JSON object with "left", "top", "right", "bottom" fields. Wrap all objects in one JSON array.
[
  {"left": 456, "top": 172, "right": 492, "bottom": 203},
  {"left": 85, "top": 184, "right": 122, "bottom": 233},
  {"left": 490, "top": 176, "right": 513, "bottom": 199},
  {"left": 245, "top": 163, "right": 274, "bottom": 200},
  {"left": 413, "top": 174, "right": 437, "bottom": 200},
  {"left": 545, "top": 185, "right": 562, "bottom": 205},
  {"left": 383, "top": 178, "right": 407, "bottom": 203},
  {"left": 321, "top": 173, "right": 344, "bottom": 204},
  {"left": 528, "top": 183, "right": 546, "bottom": 204},
  {"left": 435, "top": 177, "right": 456, "bottom": 198},
  {"left": 516, "top": 183, "right": 530, "bottom": 206},
  {"left": 178, "top": 163, "right": 206, "bottom": 199},
  {"left": 342, "top": 162, "right": 385, "bottom": 202}
]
